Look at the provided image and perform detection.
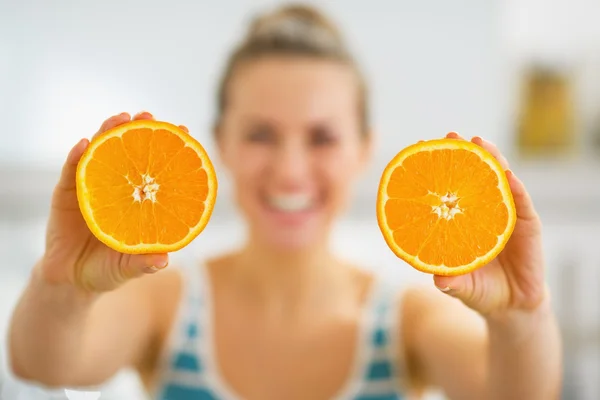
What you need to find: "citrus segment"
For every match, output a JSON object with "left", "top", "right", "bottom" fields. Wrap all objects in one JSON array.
[
  {"left": 377, "top": 138, "right": 516, "bottom": 276},
  {"left": 76, "top": 120, "right": 217, "bottom": 254}
]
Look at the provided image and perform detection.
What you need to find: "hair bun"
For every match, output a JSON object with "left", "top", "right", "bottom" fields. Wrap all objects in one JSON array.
[{"left": 245, "top": 4, "right": 346, "bottom": 54}]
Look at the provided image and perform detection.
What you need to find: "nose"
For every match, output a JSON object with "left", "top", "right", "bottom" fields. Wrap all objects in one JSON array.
[{"left": 272, "top": 139, "right": 311, "bottom": 185}]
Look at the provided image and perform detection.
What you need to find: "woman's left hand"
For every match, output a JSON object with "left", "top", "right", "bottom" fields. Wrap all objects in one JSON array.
[{"left": 433, "top": 132, "right": 547, "bottom": 317}]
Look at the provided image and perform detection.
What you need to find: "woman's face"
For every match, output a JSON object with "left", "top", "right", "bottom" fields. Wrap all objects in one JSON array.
[{"left": 218, "top": 57, "right": 370, "bottom": 250}]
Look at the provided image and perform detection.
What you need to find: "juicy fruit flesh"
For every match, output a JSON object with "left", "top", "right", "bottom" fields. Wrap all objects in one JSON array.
[
  {"left": 80, "top": 125, "right": 212, "bottom": 250},
  {"left": 379, "top": 143, "right": 514, "bottom": 271}
]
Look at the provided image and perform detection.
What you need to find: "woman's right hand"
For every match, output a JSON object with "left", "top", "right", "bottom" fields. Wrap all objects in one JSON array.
[{"left": 39, "top": 112, "right": 170, "bottom": 292}]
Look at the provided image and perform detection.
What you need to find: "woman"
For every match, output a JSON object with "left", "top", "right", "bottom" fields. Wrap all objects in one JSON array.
[{"left": 9, "top": 4, "right": 561, "bottom": 400}]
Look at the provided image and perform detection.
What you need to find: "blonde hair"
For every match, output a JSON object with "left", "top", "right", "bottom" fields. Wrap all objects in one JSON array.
[{"left": 215, "top": 3, "right": 369, "bottom": 135}]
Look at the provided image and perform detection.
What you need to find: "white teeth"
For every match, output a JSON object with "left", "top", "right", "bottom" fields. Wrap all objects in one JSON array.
[{"left": 268, "top": 194, "right": 313, "bottom": 212}]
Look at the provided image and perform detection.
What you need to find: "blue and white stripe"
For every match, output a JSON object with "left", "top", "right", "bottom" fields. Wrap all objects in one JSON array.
[{"left": 155, "top": 265, "right": 406, "bottom": 400}]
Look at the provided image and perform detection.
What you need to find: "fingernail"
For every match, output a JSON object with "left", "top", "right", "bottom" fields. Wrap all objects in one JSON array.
[
  {"left": 506, "top": 169, "right": 514, "bottom": 178},
  {"left": 436, "top": 286, "right": 452, "bottom": 293},
  {"left": 120, "top": 112, "right": 130, "bottom": 118},
  {"left": 137, "top": 111, "right": 153, "bottom": 117},
  {"left": 144, "top": 266, "right": 160, "bottom": 274},
  {"left": 472, "top": 136, "right": 483, "bottom": 143},
  {"left": 152, "top": 259, "right": 169, "bottom": 270}
]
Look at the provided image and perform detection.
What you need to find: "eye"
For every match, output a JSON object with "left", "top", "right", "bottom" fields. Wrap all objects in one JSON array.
[
  {"left": 310, "top": 125, "right": 338, "bottom": 147},
  {"left": 246, "top": 124, "right": 275, "bottom": 144}
]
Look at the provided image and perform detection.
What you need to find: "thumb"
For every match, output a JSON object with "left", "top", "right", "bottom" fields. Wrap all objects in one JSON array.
[
  {"left": 57, "top": 138, "right": 89, "bottom": 191},
  {"left": 433, "top": 273, "right": 504, "bottom": 315},
  {"left": 79, "top": 253, "right": 170, "bottom": 291},
  {"left": 52, "top": 139, "right": 90, "bottom": 211},
  {"left": 433, "top": 274, "right": 474, "bottom": 301},
  {"left": 118, "top": 253, "right": 170, "bottom": 280}
]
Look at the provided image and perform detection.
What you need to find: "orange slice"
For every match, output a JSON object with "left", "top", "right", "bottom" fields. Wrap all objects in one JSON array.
[
  {"left": 376, "top": 138, "right": 516, "bottom": 276},
  {"left": 76, "top": 120, "right": 218, "bottom": 254}
]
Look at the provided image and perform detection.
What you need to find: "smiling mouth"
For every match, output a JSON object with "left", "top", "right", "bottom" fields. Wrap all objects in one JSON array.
[{"left": 266, "top": 193, "right": 316, "bottom": 213}]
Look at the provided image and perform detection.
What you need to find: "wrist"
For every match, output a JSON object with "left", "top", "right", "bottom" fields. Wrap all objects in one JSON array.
[
  {"left": 485, "top": 295, "right": 553, "bottom": 344},
  {"left": 33, "top": 258, "right": 97, "bottom": 303}
]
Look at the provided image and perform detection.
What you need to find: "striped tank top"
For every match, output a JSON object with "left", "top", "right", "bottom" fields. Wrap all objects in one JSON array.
[{"left": 154, "top": 264, "right": 406, "bottom": 400}]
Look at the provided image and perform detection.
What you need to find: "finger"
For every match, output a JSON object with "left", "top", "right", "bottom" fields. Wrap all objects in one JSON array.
[
  {"left": 446, "top": 131, "right": 465, "bottom": 140},
  {"left": 179, "top": 125, "right": 189, "bottom": 133},
  {"left": 133, "top": 111, "right": 154, "bottom": 121},
  {"left": 433, "top": 274, "right": 474, "bottom": 302},
  {"left": 56, "top": 138, "right": 90, "bottom": 191},
  {"left": 471, "top": 136, "right": 510, "bottom": 170},
  {"left": 118, "top": 253, "right": 170, "bottom": 280},
  {"left": 506, "top": 170, "right": 540, "bottom": 223},
  {"left": 92, "top": 112, "right": 131, "bottom": 140}
]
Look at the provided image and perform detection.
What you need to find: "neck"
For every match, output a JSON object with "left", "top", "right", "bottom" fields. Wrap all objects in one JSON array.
[{"left": 229, "top": 236, "right": 354, "bottom": 316}]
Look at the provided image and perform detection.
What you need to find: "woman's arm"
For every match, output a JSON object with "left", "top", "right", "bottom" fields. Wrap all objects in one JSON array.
[
  {"left": 486, "top": 295, "right": 561, "bottom": 399},
  {"left": 9, "top": 261, "right": 169, "bottom": 387},
  {"left": 402, "top": 286, "right": 561, "bottom": 400},
  {"left": 398, "top": 133, "right": 562, "bottom": 399},
  {"left": 8, "top": 112, "right": 177, "bottom": 388}
]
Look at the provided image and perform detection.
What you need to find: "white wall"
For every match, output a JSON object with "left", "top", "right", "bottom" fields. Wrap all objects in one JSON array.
[{"left": 0, "top": 0, "right": 503, "bottom": 193}]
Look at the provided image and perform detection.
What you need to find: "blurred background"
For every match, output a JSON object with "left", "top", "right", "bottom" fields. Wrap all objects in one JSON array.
[{"left": 1, "top": 0, "right": 599, "bottom": 399}]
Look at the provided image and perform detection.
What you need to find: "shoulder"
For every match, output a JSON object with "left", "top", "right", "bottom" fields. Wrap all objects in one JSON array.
[
  {"left": 398, "top": 284, "right": 469, "bottom": 345},
  {"left": 395, "top": 282, "right": 486, "bottom": 385},
  {"left": 398, "top": 283, "right": 482, "bottom": 335},
  {"left": 132, "top": 265, "right": 186, "bottom": 380},
  {"left": 400, "top": 284, "right": 444, "bottom": 325},
  {"left": 394, "top": 283, "right": 460, "bottom": 385},
  {"left": 132, "top": 266, "right": 185, "bottom": 334}
]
